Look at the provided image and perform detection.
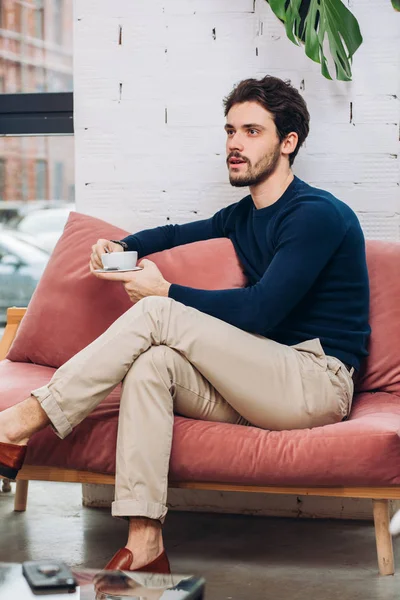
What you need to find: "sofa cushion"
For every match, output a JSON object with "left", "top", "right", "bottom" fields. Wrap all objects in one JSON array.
[
  {"left": 0, "top": 360, "right": 399, "bottom": 486},
  {"left": 356, "top": 241, "right": 400, "bottom": 396},
  {"left": 7, "top": 212, "right": 246, "bottom": 368}
]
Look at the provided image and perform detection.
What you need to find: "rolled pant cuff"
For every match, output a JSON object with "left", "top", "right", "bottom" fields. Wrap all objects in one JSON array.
[
  {"left": 31, "top": 385, "right": 73, "bottom": 439},
  {"left": 112, "top": 499, "right": 168, "bottom": 523}
]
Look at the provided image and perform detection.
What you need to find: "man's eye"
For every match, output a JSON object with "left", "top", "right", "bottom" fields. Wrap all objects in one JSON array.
[
  {"left": 248, "top": 129, "right": 258, "bottom": 135},
  {"left": 226, "top": 130, "right": 234, "bottom": 136}
]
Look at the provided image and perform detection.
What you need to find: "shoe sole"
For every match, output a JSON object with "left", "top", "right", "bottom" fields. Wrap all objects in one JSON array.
[{"left": 0, "top": 464, "right": 18, "bottom": 480}]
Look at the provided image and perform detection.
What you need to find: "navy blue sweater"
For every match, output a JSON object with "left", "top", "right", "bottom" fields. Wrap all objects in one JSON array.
[{"left": 121, "top": 176, "right": 370, "bottom": 371}]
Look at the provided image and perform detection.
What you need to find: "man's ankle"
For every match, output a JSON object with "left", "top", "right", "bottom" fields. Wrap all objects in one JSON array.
[{"left": 125, "top": 542, "right": 163, "bottom": 568}]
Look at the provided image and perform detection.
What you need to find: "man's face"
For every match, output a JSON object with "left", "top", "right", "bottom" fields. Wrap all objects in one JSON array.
[{"left": 225, "top": 101, "right": 282, "bottom": 187}]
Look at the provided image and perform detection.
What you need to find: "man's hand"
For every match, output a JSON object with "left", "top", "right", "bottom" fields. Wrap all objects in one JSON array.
[
  {"left": 90, "top": 259, "right": 171, "bottom": 302},
  {"left": 90, "top": 239, "right": 124, "bottom": 271}
]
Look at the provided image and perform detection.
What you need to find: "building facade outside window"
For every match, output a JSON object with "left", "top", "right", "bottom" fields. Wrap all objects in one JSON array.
[
  {"left": 0, "top": 159, "right": 5, "bottom": 201},
  {"left": 34, "top": 0, "right": 45, "bottom": 39},
  {"left": 0, "top": 0, "right": 73, "bottom": 94},
  {"left": 53, "top": 160, "right": 64, "bottom": 199},
  {"left": 35, "top": 158, "right": 47, "bottom": 199},
  {"left": 53, "top": 0, "right": 63, "bottom": 45}
]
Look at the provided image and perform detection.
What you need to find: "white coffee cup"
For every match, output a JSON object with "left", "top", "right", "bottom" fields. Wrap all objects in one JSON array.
[{"left": 101, "top": 251, "right": 138, "bottom": 270}]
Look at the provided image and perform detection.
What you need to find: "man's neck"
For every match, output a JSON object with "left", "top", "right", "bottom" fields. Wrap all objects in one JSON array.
[{"left": 250, "top": 169, "right": 294, "bottom": 210}]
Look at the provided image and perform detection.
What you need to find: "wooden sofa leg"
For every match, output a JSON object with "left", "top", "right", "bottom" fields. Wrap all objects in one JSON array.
[
  {"left": 14, "top": 480, "right": 29, "bottom": 512},
  {"left": 373, "top": 499, "right": 395, "bottom": 575}
]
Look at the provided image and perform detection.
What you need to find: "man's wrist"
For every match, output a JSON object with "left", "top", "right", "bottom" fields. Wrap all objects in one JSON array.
[
  {"left": 160, "top": 282, "right": 171, "bottom": 297},
  {"left": 110, "top": 240, "right": 129, "bottom": 251}
]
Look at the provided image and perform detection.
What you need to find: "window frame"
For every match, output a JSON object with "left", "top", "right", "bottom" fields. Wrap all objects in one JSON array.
[{"left": 0, "top": 92, "right": 73, "bottom": 135}]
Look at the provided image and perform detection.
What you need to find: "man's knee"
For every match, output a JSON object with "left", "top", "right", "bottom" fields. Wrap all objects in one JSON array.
[
  {"left": 131, "top": 344, "right": 166, "bottom": 368},
  {"left": 130, "top": 345, "right": 179, "bottom": 387},
  {"left": 149, "top": 345, "right": 190, "bottom": 384},
  {"left": 149, "top": 345, "right": 182, "bottom": 369}
]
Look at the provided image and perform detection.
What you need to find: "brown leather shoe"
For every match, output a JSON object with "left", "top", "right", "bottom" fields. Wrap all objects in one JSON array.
[
  {"left": 104, "top": 547, "right": 171, "bottom": 574},
  {"left": 0, "top": 441, "right": 27, "bottom": 480}
]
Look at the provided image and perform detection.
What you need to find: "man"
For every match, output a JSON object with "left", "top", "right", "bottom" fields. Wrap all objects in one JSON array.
[{"left": 0, "top": 76, "right": 370, "bottom": 573}]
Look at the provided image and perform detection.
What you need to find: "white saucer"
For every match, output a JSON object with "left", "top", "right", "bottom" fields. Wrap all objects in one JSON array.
[{"left": 94, "top": 267, "right": 143, "bottom": 273}]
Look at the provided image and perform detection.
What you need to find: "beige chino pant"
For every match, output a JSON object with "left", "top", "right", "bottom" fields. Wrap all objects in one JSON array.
[{"left": 32, "top": 296, "right": 354, "bottom": 522}]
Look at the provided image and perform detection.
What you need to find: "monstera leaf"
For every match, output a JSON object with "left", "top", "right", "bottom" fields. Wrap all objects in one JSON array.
[{"left": 267, "top": 0, "right": 363, "bottom": 81}]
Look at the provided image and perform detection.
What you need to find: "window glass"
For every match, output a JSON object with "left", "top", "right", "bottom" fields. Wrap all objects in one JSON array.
[
  {"left": 0, "top": 231, "right": 50, "bottom": 263},
  {"left": 0, "top": 136, "right": 74, "bottom": 325},
  {"left": 0, "top": 134, "right": 75, "bottom": 256},
  {"left": 0, "top": 136, "right": 74, "bottom": 206},
  {"left": 0, "top": 1, "right": 73, "bottom": 327},
  {"left": 0, "top": 0, "right": 73, "bottom": 93},
  {"left": 17, "top": 208, "right": 71, "bottom": 234}
]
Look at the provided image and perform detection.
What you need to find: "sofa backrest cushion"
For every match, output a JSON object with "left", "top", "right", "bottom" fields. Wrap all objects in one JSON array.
[
  {"left": 7, "top": 211, "right": 247, "bottom": 368},
  {"left": 356, "top": 240, "right": 400, "bottom": 396},
  {"left": 7, "top": 213, "right": 400, "bottom": 397}
]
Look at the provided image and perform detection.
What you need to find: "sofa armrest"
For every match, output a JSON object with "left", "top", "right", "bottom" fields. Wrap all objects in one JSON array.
[{"left": 0, "top": 307, "right": 27, "bottom": 360}]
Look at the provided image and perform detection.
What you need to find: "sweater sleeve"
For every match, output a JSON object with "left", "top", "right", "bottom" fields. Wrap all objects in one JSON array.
[
  {"left": 168, "top": 200, "right": 348, "bottom": 333},
  {"left": 119, "top": 202, "right": 238, "bottom": 258}
]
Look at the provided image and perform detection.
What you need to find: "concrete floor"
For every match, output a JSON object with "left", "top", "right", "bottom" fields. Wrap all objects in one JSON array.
[{"left": 1, "top": 481, "right": 400, "bottom": 599}]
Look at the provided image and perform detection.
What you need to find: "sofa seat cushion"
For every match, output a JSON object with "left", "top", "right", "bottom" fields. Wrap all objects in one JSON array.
[{"left": 1, "top": 360, "right": 399, "bottom": 486}]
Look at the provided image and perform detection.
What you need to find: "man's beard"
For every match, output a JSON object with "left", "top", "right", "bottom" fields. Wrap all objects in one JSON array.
[{"left": 228, "top": 145, "right": 281, "bottom": 187}]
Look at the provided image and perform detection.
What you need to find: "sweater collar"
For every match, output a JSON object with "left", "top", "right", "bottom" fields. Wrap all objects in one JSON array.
[{"left": 251, "top": 175, "right": 301, "bottom": 217}]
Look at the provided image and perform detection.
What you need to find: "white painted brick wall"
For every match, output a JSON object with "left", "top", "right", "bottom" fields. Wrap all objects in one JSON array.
[{"left": 73, "top": 0, "right": 400, "bottom": 240}]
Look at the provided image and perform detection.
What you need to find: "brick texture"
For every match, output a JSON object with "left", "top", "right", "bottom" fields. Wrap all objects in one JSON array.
[{"left": 74, "top": 0, "right": 400, "bottom": 239}]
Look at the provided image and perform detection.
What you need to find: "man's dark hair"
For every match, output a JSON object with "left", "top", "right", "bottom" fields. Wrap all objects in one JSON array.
[{"left": 223, "top": 75, "right": 310, "bottom": 167}]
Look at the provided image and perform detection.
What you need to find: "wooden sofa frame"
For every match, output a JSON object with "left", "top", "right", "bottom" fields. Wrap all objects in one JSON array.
[{"left": 1, "top": 307, "right": 398, "bottom": 576}]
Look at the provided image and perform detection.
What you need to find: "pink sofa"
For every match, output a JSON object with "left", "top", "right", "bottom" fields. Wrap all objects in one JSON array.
[{"left": 1, "top": 212, "right": 399, "bottom": 575}]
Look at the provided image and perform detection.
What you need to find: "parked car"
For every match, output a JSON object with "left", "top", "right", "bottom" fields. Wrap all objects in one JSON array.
[
  {"left": 12, "top": 204, "right": 75, "bottom": 253},
  {"left": 0, "top": 231, "right": 50, "bottom": 324},
  {"left": 0, "top": 200, "right": 69, "bottom": 228}
]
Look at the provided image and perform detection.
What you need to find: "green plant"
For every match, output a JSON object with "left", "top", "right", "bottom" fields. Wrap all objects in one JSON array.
[{"left": 266, "top": 0, "right": 399, "bottom": 81}]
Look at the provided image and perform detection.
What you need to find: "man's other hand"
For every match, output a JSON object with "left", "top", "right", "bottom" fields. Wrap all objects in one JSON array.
[
  {"left": 90, "top": 258, "right": 171, "bottom": 302},
  {"left": 90, "top": 239, "right": 124, "bottom": 270}
]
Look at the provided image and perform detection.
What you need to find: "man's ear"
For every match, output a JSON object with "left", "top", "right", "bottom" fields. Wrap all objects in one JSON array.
[{"left": 282, "top": 132, "right": 298, "bottom": 157}]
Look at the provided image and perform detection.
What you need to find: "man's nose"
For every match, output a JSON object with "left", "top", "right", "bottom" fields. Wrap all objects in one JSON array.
[{"left": 227, "top": 132, "right": 244, "bottom": 153}]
